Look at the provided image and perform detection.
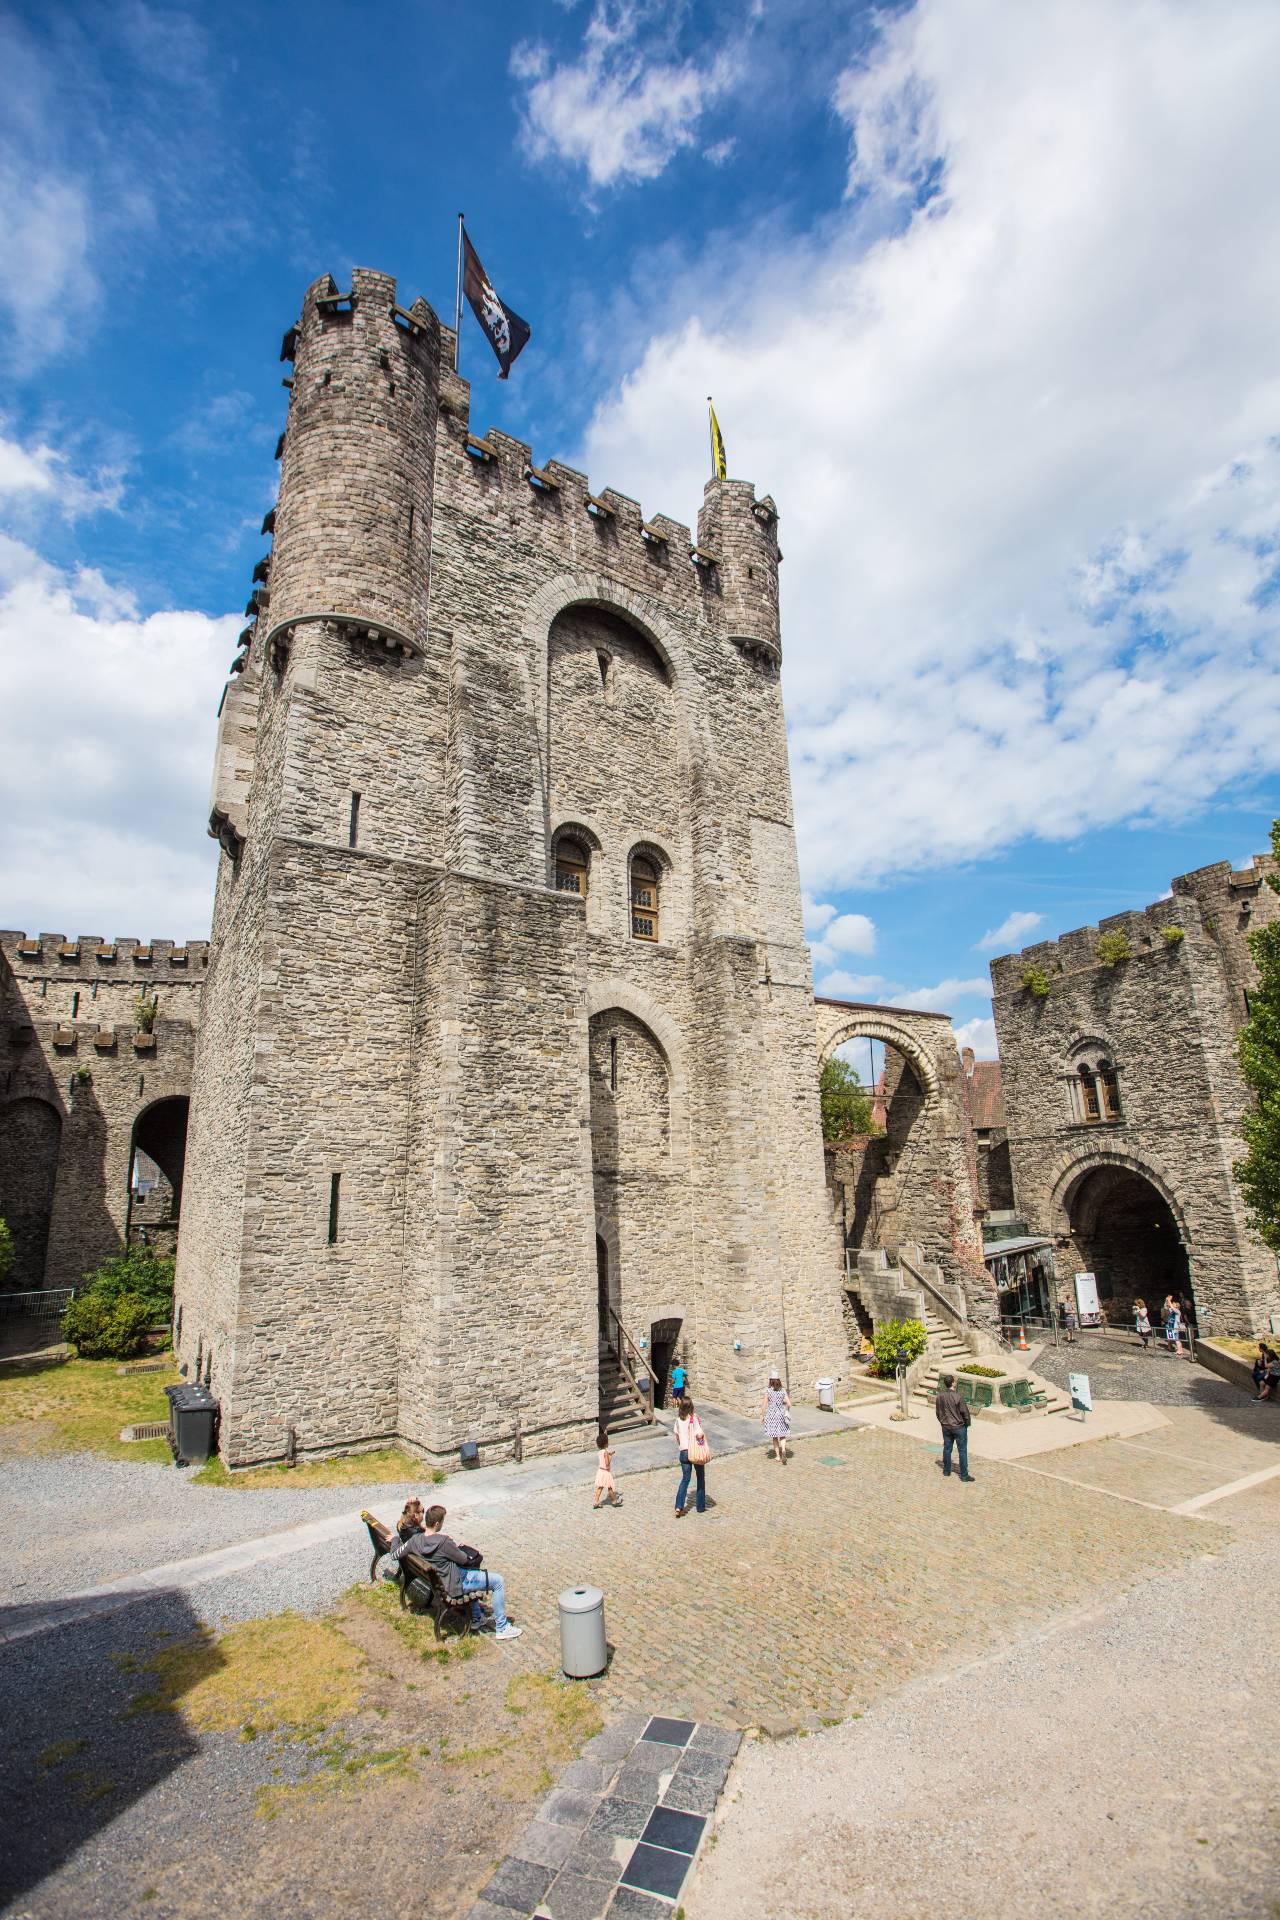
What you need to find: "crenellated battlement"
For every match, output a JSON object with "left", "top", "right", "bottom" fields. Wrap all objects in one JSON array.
[
  {"left": 2, "top": 931, "right": 209, "bottom": 978},
  {"left": 989, "top": 893, "right": 1201, "bottom": 996}
]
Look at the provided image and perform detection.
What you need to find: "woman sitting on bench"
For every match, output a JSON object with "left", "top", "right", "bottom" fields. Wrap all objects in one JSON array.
[{"left": 383, "top": 1504, "right": 523, "bottom": 1641}]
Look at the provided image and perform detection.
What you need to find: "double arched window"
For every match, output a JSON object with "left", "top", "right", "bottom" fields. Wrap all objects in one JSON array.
[
  {"left": 1072, "top": 1056, "right": 1122, "bottom": 1124},
  {"left": 554, "top": 837, "right": 590, "bottom": 899}
]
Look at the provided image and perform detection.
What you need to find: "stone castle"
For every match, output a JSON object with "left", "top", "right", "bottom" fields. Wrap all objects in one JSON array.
[{"left": 3, "top": 266, "right": 1277, "bottom": 1463}]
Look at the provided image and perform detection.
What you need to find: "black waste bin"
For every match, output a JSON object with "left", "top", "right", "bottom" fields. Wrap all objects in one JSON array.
[{"left": 165, "top": 1382, "right": 219, "bottom": 1465}]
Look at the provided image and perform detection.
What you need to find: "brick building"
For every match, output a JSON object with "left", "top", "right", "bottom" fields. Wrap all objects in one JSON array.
[
  {"left": 990, "top": 857, "right": 1280, "bottom": 1334},
  {"left": 173, "top": 266, "right": 851, "bottom": 1468}
]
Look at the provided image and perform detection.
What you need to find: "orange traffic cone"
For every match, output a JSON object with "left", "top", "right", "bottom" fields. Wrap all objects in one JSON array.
[{"left": 1017, "top": 1325, "right": 1028, "bottom": 1352}]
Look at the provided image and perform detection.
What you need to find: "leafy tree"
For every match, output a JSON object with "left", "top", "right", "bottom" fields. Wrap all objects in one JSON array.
[
  {"left": 0, "top": 1216, "right": 13, "bottom": 1286},
  {"left": 872, "top": 1316, "right": 928, "bottom": 1378},
  {"left": 62, "top": 1291, "right": 153, "bottom": 1360},
  {"left": 819, "top": 1055, "right": 877, "bottom": 1141},
  {"left": 1235, "top": 820, "right": 1280, "bottom": 1250}
]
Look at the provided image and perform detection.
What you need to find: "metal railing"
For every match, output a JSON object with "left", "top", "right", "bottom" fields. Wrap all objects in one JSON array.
[
  {"left": 997, "top": 1310, "right": 1196, "bottom": 1361},
  {"left": 0, "top": 1287, "right": 75, "bottom": 1325},
  {"left": 603, "top": 1305, "right": 656, "bottom": 1423}
]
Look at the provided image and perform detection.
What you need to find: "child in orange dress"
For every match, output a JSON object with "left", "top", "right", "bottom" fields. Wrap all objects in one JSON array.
[{"left": 593, "top": 1428, "right": 623, "bottom": 1510}]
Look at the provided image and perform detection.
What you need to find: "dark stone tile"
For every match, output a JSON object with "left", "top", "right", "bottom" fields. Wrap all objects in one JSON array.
[
  {"left": 481, "top": 1855, "right": 555, "bottom": 1913},
  {"left": 626, "top": 1738, "right": 683, "bottom": 1774},
  {"left": 619, "top": 1842, "right": 692, "bottom": 1902},
  {"left": 541, "top": 1788, "right": 600, "bottom": 1830},
  {"left": 587, "top": 1795, "right": 652, "bottom": 1840},
  {"left": 542, "top": 1870, "right": 615, "bottom": 1920},
  {"left": 608, "top": 1891, "right": 673, "bottom": 1919},
  {"left": 689, "top": 1724, "right": 741, "bottom": 1759},
  {"left": 640, "top": 1805, "right": 705, "bottom": 1856},
  {"left": 643, "top": 1715, "right": 696, "bottom": 1747},
  {"left": 660, "top": 1771, "right": 717, "bottom": 1815}
]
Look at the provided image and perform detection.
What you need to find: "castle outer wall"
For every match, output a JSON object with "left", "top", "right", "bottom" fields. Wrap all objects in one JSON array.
[
  {"left": 990, "top": 858, "right": 1280, "bottom": 1335},
  {"left": 0, "top": 933, "right": 203, "bottom": 1291},
  {"left": 175, "top": 266, "right": 849, "bottom": 1467}
]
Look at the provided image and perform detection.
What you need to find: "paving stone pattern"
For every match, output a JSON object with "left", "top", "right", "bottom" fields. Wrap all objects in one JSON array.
[
  {"left": 469, "top": 1714, "right": 738, "bottom": 1920},
  {"left": 454, "top": 1424, "right": 1206, "bottom": 1730}
]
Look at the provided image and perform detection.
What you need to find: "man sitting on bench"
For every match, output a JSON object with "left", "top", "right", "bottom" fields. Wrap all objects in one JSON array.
[{"left": 384, "top": 1503, "right": 522, "bottom": 1641}]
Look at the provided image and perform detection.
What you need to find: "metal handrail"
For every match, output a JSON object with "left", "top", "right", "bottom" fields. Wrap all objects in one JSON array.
[
  {"left": 605, "top": 1306, "right": 656, "bottom": 1423},
  {"left": 898, "top": 1251, "right": 967, "bottom": 1327}
]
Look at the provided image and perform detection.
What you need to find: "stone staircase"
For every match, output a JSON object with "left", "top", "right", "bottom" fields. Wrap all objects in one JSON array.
[{"left": 911, "top": 1314, "right": 1074, "bottom": 1418}]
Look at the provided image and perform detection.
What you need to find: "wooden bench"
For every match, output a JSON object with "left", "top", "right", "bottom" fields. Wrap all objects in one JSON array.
[{"left": 359, "top": 1511, "right": 489, "bottom": 1641}]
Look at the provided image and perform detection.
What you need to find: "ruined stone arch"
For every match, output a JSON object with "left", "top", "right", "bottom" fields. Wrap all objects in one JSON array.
[{"left": 813, "top": 1003, "right": 942, "bottom": 1107}]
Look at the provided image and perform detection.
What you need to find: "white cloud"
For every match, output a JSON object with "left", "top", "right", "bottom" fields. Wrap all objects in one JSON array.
[
  {"left": 813, "top": 969, "right": 885, "bottom": 1000},
  {"left": 810, "top": 909, "right": 878, "bottom": 970},
  {"left": 579, "top": 0, "right": 1280, "bottom": 892},
  {"left": 512, "top": 1, "right": 738, "bottom": 187},
  {"left": 889, "top": 977, "right": 990, "bottom": 1013},
  {"left": 0, "top": 429, "right": 123, "bottom": 518},
  {"left": 802, "top": 891, "right": 836, "bottom": 935},
  {"left": 953, "top": 1014, "right": 998, "bottom": 1059},
  {"left": 0, "top": 166, "right": 97, "bottom": 371},
  {"left": 976, "top": 909, "right": 1044, "bottom": 953},
  {"left": 0, "top": 533, "right": 234, "bottom": 938}
]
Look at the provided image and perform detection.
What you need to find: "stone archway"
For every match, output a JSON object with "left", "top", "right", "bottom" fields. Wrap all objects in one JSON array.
[
  {"left": 0, "top": 1097, "right": 63, "bottom": 1289},
  {"left": 814, "top": 996, "right": 988, "bottom": 1322},
  {"left": 127, "top": 1096, "right": 190, "bottom": 1251},
  {"left": 1051, "top": 1148, "right": 1195, "bottom": 1323}
]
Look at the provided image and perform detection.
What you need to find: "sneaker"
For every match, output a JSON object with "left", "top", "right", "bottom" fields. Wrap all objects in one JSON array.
[{"left": 494, "top": 1623, "right": 523, "bottom": 1641}]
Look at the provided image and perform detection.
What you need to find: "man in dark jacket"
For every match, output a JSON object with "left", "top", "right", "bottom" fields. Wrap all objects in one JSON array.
[
  {"left": 384, "top": 1504, "right": 522, "bottom": 1640},
  {"left": 934, "top": 1373, "right": 974, "bottom": 1482}
]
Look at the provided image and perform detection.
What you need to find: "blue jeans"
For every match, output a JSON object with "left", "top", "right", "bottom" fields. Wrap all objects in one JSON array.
[
  {"left": 942, "top": 1427, "right": 970, "bottom": 1478},
  {"left": 676, "top": 1450, "right": 706, "bottom": 1512},
  {"left": 460, "top": 1567, "right": 508, "bottom": 1630}
]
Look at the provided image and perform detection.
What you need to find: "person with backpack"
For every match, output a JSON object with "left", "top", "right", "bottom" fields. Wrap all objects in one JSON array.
[
  {"left": 674, "top": 1395, "right": 709, "bottom": 1517},
  {"left": 383, "top": 1503, "right": 522, "bottom": 1640}
]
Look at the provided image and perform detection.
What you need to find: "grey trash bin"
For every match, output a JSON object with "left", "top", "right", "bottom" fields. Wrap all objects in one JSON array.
[
  {"left": 559, "top": 1585, "right": 607, "bottom": 1679},
  {"left": 817, "top": 1377, "right": 836, "bottom": 1411}
]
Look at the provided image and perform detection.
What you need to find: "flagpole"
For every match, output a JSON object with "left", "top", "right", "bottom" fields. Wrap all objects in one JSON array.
[
  {"left": 707, "top": 395, "right": 714, "bottom": 478},
  {"left": 454, "top": 213, "right": 464, "bottom": 372}
]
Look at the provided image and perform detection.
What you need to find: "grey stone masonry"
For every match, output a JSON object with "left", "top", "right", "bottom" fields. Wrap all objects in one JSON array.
[
  {"left": 0, "top": 932, "right": 204, "bottom": 1291},
  {"left": 989, "top": 854, "right": 1280, "bottom": 1335},
  {"left": 176, "top": 265, "right": 851, "bottom": 1467}
]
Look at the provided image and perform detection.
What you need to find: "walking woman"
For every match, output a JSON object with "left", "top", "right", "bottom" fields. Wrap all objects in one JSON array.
[
  {"left": 674, "top": 1395, "right": 709, "bottom": 1517},
  {"left": 1134, "top": 1298, "right": 1151, "bottom": 1350},
  {"left": 761, "top": 1372, "right": 791, "bottom": 1464}
]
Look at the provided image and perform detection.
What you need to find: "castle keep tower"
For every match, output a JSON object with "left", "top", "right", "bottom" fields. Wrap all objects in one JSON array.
[{"left": 177, "top": 266, "right": 846, "bottom": 1466}]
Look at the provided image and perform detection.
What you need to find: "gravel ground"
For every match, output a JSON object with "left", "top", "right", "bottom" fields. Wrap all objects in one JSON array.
[
  {"left": 1032, "top": 1335, "right": 1257, "bottom": 1409},
  {"left": 0, "top": 1452, "right": 424, "bottom": 1609},
  {"left": 689, "top": 1514, "right": 1280, "bottom": 1919}
]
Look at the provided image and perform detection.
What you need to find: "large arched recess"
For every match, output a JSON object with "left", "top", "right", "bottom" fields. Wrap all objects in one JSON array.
[
  {"left": 0, "top": 1097, "right": 63, "bottom": 1288},
  {"left": 128, "top": 1095, "right": 190, "bottom": 1233},
  {"left": 1052, "top": 1148, "right": 1194, "bottom": 1319}
]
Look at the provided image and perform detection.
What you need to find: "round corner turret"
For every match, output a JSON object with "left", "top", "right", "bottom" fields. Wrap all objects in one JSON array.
[{"left": 697, "top": 477, "right": 781, "bottom": 665}]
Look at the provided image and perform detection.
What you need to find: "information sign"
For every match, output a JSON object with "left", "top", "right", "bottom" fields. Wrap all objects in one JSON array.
[{"left": 1068, "top": 1371, "right": 1092, "bottom": 1414}]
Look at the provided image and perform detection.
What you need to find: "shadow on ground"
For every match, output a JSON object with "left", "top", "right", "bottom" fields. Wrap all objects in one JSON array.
[{"left": 0, "top": 1589, "right": 214, "bottom": 1913}]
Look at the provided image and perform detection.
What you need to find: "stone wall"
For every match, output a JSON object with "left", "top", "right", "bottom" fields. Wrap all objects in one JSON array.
[
  {"left": 175, "top": 265, "right": 850, "bottom": 1465},
  {"left": 990, "top": 858, "right": 1280, "bottom": 1335},
  {"left": 0, "top": 932, "right": 203, "bottom": 1291}
]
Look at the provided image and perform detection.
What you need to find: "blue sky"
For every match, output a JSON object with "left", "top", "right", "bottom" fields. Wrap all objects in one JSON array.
[{"left": 3, "top": 0, "right": 1279, "bottom": 1059}]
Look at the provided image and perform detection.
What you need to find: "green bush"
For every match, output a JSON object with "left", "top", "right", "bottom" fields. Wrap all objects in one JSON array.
[
  {"left": 957, "top": 1362, "right": 1004, "bottom": 1377},
  {"left": 1161, "top": 924, "right": 1185, "bottom": 947},
  {"left": 1096, "top": 930, "right": 1133, "bottom": 967},
  {"left": 81, "top": 1248, "right": 175, "bottom": 1322},
  {"left": 0, "top": 1215, "right": 13, "bottom": 1286},
  {"left": 1019, "top": 963, "right": 1050, "bottom": 999},
  {"left": 62, "top": 1291, "right": 154, "bottom": 1359},
  {"left": 872, "top": 1317, "right": 927, "bottom": 1378}
]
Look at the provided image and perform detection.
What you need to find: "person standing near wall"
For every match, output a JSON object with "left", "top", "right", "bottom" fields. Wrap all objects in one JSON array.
[
  {"left": 1134, "top": 1298, "right": 1151, "bottom": 1349},
  {"left": 934, "top": 1372, "right": 974, "bottom": 1483},
  {"left": 1062, "top": 1296, "right": 1078, "bottom": 1345},
  {"left": 761, "top": 1372, "right": 791, "bottom": 1464},
  {"left": 1163, "top": 1293, "right": 1183, "bottom": 1356}
]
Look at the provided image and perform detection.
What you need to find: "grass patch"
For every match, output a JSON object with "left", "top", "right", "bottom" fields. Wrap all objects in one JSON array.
[
  {"left": 38, "top": 1738, "right": 87, "bottom": 1770},
  {"left": 193, "top": 1446, "right": 439, "bottom": 1489},
  {"left": 350, "top": 1576, "right": 479, "bottom": 1663},
  {"left": 1204, "top": 1335, "right": 1271, "bottom": 1361},
  {"left": 121, "top": 1612, "right": 365, "bottom": 1736},
  {"left": 957, "top": 1364, "right": 1005, "bottom": 1378},
  {"left": 255, "top": 1738, "right": 414, "bottom": 1821},
  {"left": 0, "top": 1354, "right": 176, "bottom": 1461}
]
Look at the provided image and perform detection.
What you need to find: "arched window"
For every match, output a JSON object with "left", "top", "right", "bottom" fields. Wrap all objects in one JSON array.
[
  {"left": 1098, "top": 1061, "right": 1121, "bottom": 1120},
  {"left": 1078, "top": 1064, "right": 1100, "bottom": 1124},
  {"left": 631, "top": 856, "right": 660, "bottom": 941},
  {"left": 555, "top": 837, "right": 589, "bottom": 899}
]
